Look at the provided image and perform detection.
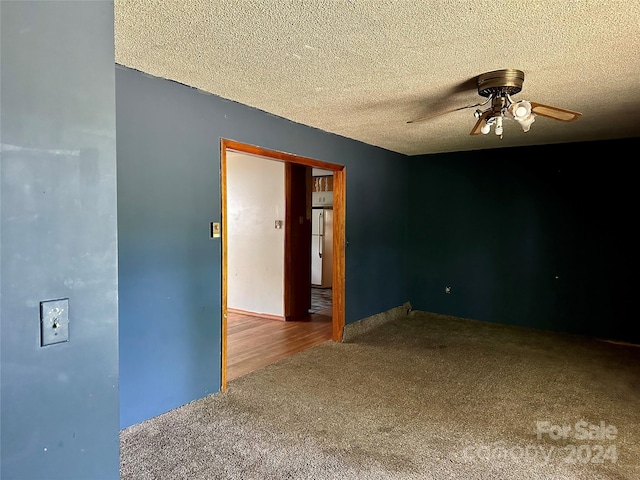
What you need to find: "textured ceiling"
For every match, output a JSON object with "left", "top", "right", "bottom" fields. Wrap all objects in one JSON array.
[{"left": 114, "top": 0, "right": 640, "bottom": 156}]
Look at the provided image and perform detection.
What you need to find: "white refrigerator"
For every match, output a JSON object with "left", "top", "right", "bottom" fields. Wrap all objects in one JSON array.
[{"left": 311, "top": 207, "right": 333, "bottom": 288}]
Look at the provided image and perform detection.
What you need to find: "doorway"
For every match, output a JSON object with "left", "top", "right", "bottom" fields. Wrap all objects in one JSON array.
[
  {"left": 309, "top": 168, "right": 334, "bottom": 318},
  {"left": 220, "top": 139, "right": 346, "bottom": 390}
]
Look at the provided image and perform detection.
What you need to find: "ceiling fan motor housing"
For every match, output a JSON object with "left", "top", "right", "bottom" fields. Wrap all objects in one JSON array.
[{"left": 476, "top": 69, "right": 525, "bottom": 98}]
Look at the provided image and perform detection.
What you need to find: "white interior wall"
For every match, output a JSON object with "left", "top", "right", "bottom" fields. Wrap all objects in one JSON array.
[{"left": 227, "top": 151, "right": 285, "bottom": 317}]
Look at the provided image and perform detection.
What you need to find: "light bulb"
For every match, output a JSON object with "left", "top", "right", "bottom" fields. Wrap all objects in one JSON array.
[
  {"left": 515, "top": 106, "right": 528, "bottom": 118},
  {"left": 510, "top": 100, "right": 532, "bottom": 120},
  {"left": 495, "top": 116, "right": 503, "bottom": 136},
  {"left": 481, "top": 123, "right": 491, "bottom": 135}
]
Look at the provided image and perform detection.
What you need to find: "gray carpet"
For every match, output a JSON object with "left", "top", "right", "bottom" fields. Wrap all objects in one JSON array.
[{"left": 120, "top": 311, "right": 640, "bottom": 479}]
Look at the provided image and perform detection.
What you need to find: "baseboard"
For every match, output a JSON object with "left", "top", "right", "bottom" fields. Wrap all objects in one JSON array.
[
  {"left": 227, "top": 308, "right": 285, "bottom": 322},
  {"left": 342, "top": 301, "right": 412, "bottom": 342}
]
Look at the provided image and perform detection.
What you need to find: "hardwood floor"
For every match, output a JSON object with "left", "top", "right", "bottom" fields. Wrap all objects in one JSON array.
[{"left": 227, "top": 305, "right": 333, "bottom": 382}]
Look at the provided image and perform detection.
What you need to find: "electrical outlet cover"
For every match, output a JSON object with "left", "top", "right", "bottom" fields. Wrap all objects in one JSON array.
[{"left": 40, "top": 298, "right": 69, "bottom": 346}]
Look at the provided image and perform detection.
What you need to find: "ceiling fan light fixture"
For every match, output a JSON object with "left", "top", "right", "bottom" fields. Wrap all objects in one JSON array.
[
  {"left": 510, "top": 100, "right": 532, "bottom": 120},
  {"left": 509, "top": 100, "right": 535, "bottom": 132},
  {"left": 514, "top": 113, "right": 536, "bottom": 132}
]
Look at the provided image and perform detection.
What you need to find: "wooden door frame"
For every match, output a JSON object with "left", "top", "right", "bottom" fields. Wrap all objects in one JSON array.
[{"left": 220, "top": 138, "right": 346, "bottom": 391}]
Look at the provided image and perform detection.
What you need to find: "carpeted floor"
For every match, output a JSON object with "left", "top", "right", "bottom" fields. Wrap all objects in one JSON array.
[{"left": 120, "top": 310, "right": 640, "bottom": 479}]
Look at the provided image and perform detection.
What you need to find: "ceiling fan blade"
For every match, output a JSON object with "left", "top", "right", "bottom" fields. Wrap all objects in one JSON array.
[
  {"left": 470, "top": 110, "right": 492, "bottom": 135},
  {"left": 530, "top": 102, "right": 582, "bottom": 122},
  {"left": 407, "top": 102, "right": 484, "bottom": 124}
]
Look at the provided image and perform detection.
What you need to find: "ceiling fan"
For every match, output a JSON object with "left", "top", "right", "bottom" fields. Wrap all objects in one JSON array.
[{"left": 407, "top": 69, "right": 582, "bottom": 137}]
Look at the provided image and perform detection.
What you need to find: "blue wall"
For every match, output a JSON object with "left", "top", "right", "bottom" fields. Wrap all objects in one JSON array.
[
  {"left": 116, "top": 63, "right": 638, "bottom": 431},
  {"left": 116, "top": 66, "right": 410, "bottom": 428},
  {"left": 0, "top": 2, "right": 119, "bottom": 479},
  {"left": 406, "top": 140, "right": 637, "bottom": 343}
]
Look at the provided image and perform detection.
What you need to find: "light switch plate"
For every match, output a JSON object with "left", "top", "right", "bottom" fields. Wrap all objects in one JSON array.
[{"left": 40, "top": 298, "right": 69, "bottom": 346}]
